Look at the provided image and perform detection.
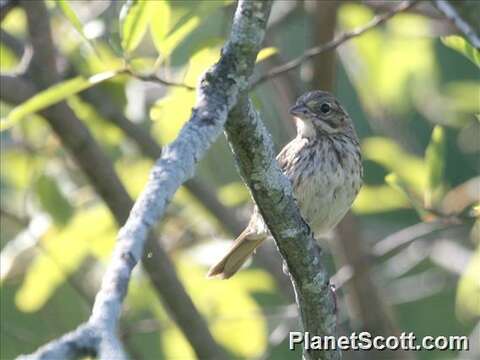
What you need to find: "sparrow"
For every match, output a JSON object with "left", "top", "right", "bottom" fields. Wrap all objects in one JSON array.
[{"left": 208, "top": 91, "right": 363, "bottom": 279}]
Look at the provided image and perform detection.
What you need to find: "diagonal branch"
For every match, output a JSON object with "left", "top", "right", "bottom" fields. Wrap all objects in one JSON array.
[
  {"left": 78, "top": 86, "right": 245, "bottom": 235},
  {"left": 251, "top": 0, "right": 419, "bottom": 88},
  {"left": 79, "top": 84, "right": 295, "bottom": 300},
  {"left": 3, "top": 33, "right": 225, "bottom": 360},
  {"left": 433, "top": 0, "right": 480, "bottom": 48},
  {"left": 225, "top": 98, "right": 340, "bottom": 360},
  {"left": 15, "top": 0, "right": 272, "bottom": 358},
  {"left": 88, "top": 0, "right": 271, "bottom": 356}
]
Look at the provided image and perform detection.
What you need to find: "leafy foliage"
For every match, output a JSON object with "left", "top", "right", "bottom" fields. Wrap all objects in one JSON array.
[
  {"left": 1, "top": 71, "right": 119, "bottom": 131},
  {"left": 442, "top": 35, "right": 480, "bottom": 67},
  {"left": 1, "top": 1, "right": 478, "bottom": 359}
]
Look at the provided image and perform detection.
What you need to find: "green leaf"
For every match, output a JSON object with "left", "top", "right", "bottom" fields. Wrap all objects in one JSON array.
[
  {"left": 424, "top": 126, "right": 446, "bottom": 208},
  {"left": 218, "top": 182, "right": 250, "bottom": 206},
  {"left": 0, "top": 43, "right": 19, "bottom": 71},
  {"left": 385, "top": 173, "right": 427, "bottom": 217},
  {"left": 151, "top": 1, "right": 230, "bottom": 62},
  {"left": 56, "top": 0, "right": 89, "bottom": 43},
  {"left": 56, "top": 0, "right": 101, "bottom": 59},
  {"left": 339, "top": 5, "right": 436, "bottom": 113},
  {"left": 0, "top": 70, "right": 119, "bottom": 131},
  {"left": 444, "top": 81, "right": 480, "bottom": 113},
  {"left": 352, "top": 184, "right": 410, "bottom": 214},
  {"left": 166, "top": 259, "right": 272, "bottom": 358},
  {"left": 15, "top": 206, "right": 115, "bottom": 312},
  {"left": 35, "top": 175, "right": 74, "bottom": 227},
  {"left": 153, "top": 15, "right": 200, "bottom": 58},
  {"left": 256, "top": 47, "right": 278, "bottom": 63},
  {"left": 442, "top": 35, "right": 480, "bottom": 67},
  {"left": 362, "top": 137, "right": 426, "bottom": 192},
  {"left": 456, "top": 245, "right": 480, "bottom": 321},
  {"left": 120, "top": 0, "right": 153, "bottom": 54},
  {"left": 149, "top": 0, "right": 171, "bottom": 54}
]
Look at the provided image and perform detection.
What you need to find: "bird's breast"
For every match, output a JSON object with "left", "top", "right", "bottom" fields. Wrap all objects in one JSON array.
[{"left": 290, "top": 137, "right": 362, "bottom": 236}]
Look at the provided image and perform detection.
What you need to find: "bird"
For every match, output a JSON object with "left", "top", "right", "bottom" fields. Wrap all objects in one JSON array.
[{"left": 207, "top": 90, "right": 363, "bottom": 279}]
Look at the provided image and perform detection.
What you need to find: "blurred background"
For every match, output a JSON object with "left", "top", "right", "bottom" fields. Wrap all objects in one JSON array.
[{"left": 0, "top": 0, "right": 478, "bottom": 359}]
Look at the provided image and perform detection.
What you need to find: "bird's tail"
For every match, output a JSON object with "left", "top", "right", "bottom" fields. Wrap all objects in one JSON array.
[{"left": 207, "top": 229, "right": 266, "bottom": 279}]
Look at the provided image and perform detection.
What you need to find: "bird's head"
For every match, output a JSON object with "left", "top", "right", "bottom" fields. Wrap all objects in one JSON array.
[{"left": 289, "top": 91, "right": 355, "bottom": 138}]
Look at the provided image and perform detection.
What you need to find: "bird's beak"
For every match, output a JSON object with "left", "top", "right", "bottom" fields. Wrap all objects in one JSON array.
[{"left": 289, "top": 104, "right": 307, "bottom": 117}]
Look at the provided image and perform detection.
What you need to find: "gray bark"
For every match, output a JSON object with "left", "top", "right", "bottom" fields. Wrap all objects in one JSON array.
[
  {"left": 225, "top": 99, "right": 340, "bottom": 360},
  {"left": 15, "top": 0, "right": 272, "bottom": 359}
]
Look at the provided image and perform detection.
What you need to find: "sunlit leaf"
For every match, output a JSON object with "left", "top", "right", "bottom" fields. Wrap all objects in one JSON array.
[
  {"left": 150, "top": 0, "right": 232, "bottom": 68},
  {"left": 153, "top": 16, "right": 200, "bottom": 58},
  {"left": 56, "top": 0, "right": 97, "bottom": 56},
  {"left": 444, "top": 81, "right": 480, "bottom": 113},
  {"left": 125, "top": 253, "right": 273, "bottom": 358},
  {"left": 72, "top": 42, "right": 125, "bottom": 75},
  {"left": 456, "top": 246, "right": 480, "bottom": 321},
  {"left": 1, "top": 8, "right": 26, "bottom": 35},
  {"left": 442, "top": 35, "right": 480, "bottom": 67},
  {"left": 167, "top": 259, "right": 272, "bottom": 358},
  {"left": 0, "top": 43, "right": 19, "bottom": 71},
  {"left": 120, "top": 0, "right": 153, "bottom": 54},
  {"left": 473, "top": 205, "right": 480, "bottom": 219},
  {"left": 116, "top": 158, "right": 153, "bottom": 198},
  {"left": 67, "top": 96, "right": 124, "bottom": 147},
  {"left": 338, "top": 3, "right": 382, "bottom": 103},
  {"left": 352, "top": 184, "right": 409, "bottom": 214},
  {"left": 149, "top": 0, "right": 171, "bottom": 54},
  {"left": 362, "top": 137, "right": 426, "bottom": 192},
  {"left": 127, "top": 57, "right": 157, "bottom": 72},
  {"left": 15, "top": 205, "right": 115, "bottom": 312},
  {"left": 218, "top": 182, "right": 250, "bottom": 207},
  {"left": 424, "top": 126, "right": 446, "bottom": 208},
  {"left": 151, "top": 47, "right": 219, "bottom": 144},
  {"left": 339, "top": 5, "right": 435, "bottom": 113},
  {"left": 0, "top": 150, "right": 40, "bottom": 190},
  {"left": 184, "top": 46, "right": 220, "bottom": 85},
  {"left": 150, "top": 88, "right": 196, "bottom": 143},
  {"left": 34, "top": 175, "right": 73, "bottom": 227},
  {"left": 15, "top": 244, "right": 88, "bottom": 312},
  {"left": 256, "top": 47, "right": 278, "bottom": 63},
  {"left": 1, "top": 71, "right": 120, "bottom": 131},
  {"left": 385, "top": 173, "right": 426, "bottom": 217}
]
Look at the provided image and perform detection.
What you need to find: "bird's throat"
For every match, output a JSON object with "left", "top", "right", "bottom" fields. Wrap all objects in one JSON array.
[{"left": 295, "top": 117, "right": 316, "bottom": 139}]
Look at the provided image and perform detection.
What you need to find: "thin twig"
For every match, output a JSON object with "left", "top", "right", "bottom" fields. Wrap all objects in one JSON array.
[
  {"left": 251, "top": 0, "right": 419, "bottom": 88},
  {"left": 124, "top": 69, "right": 195, "bottom": 90}
]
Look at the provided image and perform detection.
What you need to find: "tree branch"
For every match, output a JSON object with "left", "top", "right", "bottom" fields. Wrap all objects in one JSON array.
[
  {"left": 79, "top": 85, "right": 296, "bottom": 301},
  {"left": 78, "top": 86, "right": 245, "bottom": 235},
  {"left": 251, "top": 0, "right": 419, "bottom": 88},
  {"left": 433, "top": 0, "right": 480, "bottom": 48},
  {"left": 15, "top": 0, "right": 272, "bottom": 358},
  {"left": 125, "top": 69, "right": 196, "bottom": 90},
  {"left": 10, "top": 1, "right": 228, "bottom": 358},
  {"left": 225, "top": 98, "right": 339, "bottom": 360},
  {"left": 1, "top": 70, "right": 222, "bottom": 360}
]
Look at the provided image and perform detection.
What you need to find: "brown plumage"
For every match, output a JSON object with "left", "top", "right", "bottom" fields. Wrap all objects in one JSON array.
[{"left": 208, "top": 91, "right": 363, "bottom": 279}]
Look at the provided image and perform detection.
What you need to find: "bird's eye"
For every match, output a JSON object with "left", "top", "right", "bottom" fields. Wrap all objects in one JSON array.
[{"left": 320, "top": 103, "right": 331, "bottom": 114}]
